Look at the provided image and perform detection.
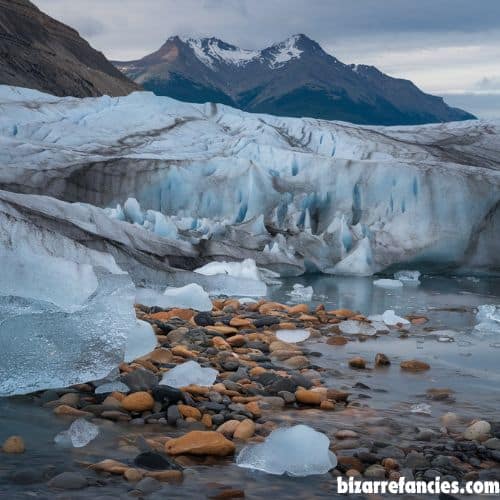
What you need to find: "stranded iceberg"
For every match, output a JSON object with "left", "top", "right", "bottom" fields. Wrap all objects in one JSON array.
[{"left": 0, "top": 85, "right": 499, "bottom": 395}]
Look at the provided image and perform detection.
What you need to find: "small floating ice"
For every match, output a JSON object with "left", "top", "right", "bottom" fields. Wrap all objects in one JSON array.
[
  {"left": 136, "top": 283, "right": 213, "bottom": 311},
  {"left": 474, "top": 305, "right": 500, "bottom": 334},
  {"left": 339, "top": 320, "right": 378, "bottom": 336},
  {"left": 373, "top": 279, "right": 403, "bottom": 289},
  {"left": 159, "top": 360, "right": 218, "bottom": 388},
  {"left": 95, "top": 381, "right": 130, "bottom": 394},
  {"left": 236, "top": 424, "right": 337, "bottom": 476},
  {"left": 287, "top": 284, "right": 313, "bottom": 302},
  {"left": 54, "top": 418, "right": 99, "bottom": 448},
  {"left": 124, "top": 320, "right": 157, "bottom": 363},
  {"left": 381, "top": 310, "right": 410, "bottom": 326},
  {"left": 394, "top": 270, "right": 421, "bottom": 285},
  {"left": 276, "top": 329, "right": 310, "bottom": 343},
  {"left": 410, "top": 403, "right": 432, "bottom": 415}
]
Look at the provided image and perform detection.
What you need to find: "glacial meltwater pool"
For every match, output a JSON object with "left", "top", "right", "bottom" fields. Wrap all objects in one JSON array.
[{"left": 1, "top": 275, "right": 499, "bottom": 499}]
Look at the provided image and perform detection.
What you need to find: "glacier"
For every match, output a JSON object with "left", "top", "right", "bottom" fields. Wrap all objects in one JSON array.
[
  {"left": 0, "top": 84, "right": 499, "bottom": 395},
  {"left": 0, "top": 85, "right": 498, "bottom": 277}
]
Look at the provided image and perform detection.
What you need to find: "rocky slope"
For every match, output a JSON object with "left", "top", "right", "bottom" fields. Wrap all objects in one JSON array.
[
  {"left": 0, "top": 0, "right": 138, "bottom": 97},
  {"left": 114, "top": 34, "right": 474, "bottom": 125}
]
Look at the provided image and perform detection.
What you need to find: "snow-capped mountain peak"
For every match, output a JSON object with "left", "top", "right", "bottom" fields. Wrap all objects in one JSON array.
[
  {"left": 179, "top": 36, "right": 260, "bottom": 68},
  {"left": 265, "top": 34, "right": 304, "bottom": 69}
]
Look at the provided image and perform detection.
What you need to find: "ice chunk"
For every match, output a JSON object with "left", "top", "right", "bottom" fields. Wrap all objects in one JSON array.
[
  {"left": 159, "top": 360, "right": 218, "bottom": 388},
  {"left": 55, "top": 418, "right": 99, "bottom": 448},
  {"left": 136, "top": 283, "right": 213, "bottom": 311},
  {"left": 330, "top": 237, "right": 374, "bottom": 276},
  {"left": 0, "top": 250, "right": 98, "bottom": 313},
  {"left": 236, "top": 424, "right": 336, "bottom": 476},
  {"left": 339, "top": 320, "right": 378, "bottom": 336},
  {"left": 276, "top": 329, "right": 310, "bottom": 343},
  {"left": 194, "top": 258, "right": 262, "bottom": 281},
  {"left": 394, "top": 270, "right": 421, "bottom": 285},
  {"left": 373, "top": 279, "right": 403, "bottom": 289},
  {"left": 123, "top": 197, "right": 144, "bottom": 225},
  {"left": 287, "top": 284, "right": 313, "bottom": 302},
  {"left": 381, "top": 310, "right": 410, "bottom": 326},
  {"left": 124, "top": 320, "right": 157, "bottom": 363},
  {"left": 474, "top": 305, "right": 500, "bottom": 334},
  {"left": 410, "top": 403, "right": 432, "bottom": 415},
  {"left": 0, "top": 268, "right": 136, "bottom": 397},
  {"left": 95, "top": 381, "right": 130, "bottom": 394}
]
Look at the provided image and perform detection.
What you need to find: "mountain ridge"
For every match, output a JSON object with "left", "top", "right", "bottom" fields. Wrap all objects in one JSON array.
[
  {"left": 114, "top": 33, "right": 475, "bottom": 125},
  {"left": 0, "top": 0, "right": 139, "bottom": 97}
]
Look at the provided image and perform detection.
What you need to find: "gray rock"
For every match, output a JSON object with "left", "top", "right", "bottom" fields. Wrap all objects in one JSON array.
[
  {"left": 377, "top": 445, "right": 405, "bottom": 459},
  {"left": 167, "top": 405, "right": 181, "bottom": 426},
  {"left": 136, "top": 477, "right": 162, "bottom": 494},
  {"left": 121, "top": 368, "right": 158, "bottom": 391},
  {"left": 277, "top": 390, "right": 296, "bottom": 403},
  {"left": 364, "top": 464, "right": 386, "bottom": 479},
  {"left": 48, "top": 472, "right": 88, "bottom": 490},
  {"left": 485, "top": 438, "right": 500, "bottom": 451},
  {"left": 405, "top": 451, "right": 430, "bottom": 469}
]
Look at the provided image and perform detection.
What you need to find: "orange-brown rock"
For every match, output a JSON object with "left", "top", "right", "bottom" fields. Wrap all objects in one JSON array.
[
  {"left": 146, "top": 470, "right": 183, "bottom": 482},
  {"left": 287, "top": 304, "right": 309, "bottom": 315},
  {"left": 227, "top": 335, "right": 246, "bottom": 347},
  {"left": 178, "top": 404, "right": 202, "bottom": 420},
  {"left": 348, "top": 357, "right": 366, "bottom": 369},
  {"left": 181, "top": 385, "right": 210, "bottom": 395},
  {"left": 150, "top": 309, "right": 195, "bottom": 321},
  {"left": 258, "top": 302, "right": 288, "bottom": 314},
  {"left": 2, "top": 436, "right": 25, "bottom": 454},
  {"left": 326, "top": 388, "right": 350, "bottom": 402},
  {"left": 283, "top": 355, "right": 309, "bottom": 369},
  {"left": 206, "top": 325, "right": 239, "bottom": 336},
  {"left": 329, "top": 308, "right": 356, "bottom": 318},
  {"left": 90, "top": 459, "right": 129, "bottom": 475},
  {"left": 121, "top": 392, "right": 155, "bottom": 412},
  {"left": 298, "top": 314, "right": 319, "bottom": 322},
  {"left": 53, "top": 405, "right": 92, "bottom": 417},
  {"left": 172, "top": 345, "right": 196, "bottom": 358},
  {"left": 201, "top": 414, "right": 213, "bottom": 428},
  {"left": 400, "top": 360, "right": 430, "bottom": 372},
  {"left": 408, "top": 315, "right": 428, "bottom": 325},
  {"left": 382, "top": 458, "right": 400, "bottom": 470},
  {"left": 213, "top": 336, "right": 231, "bottom": 350},
  {"left": 216, "top": 419, "right": 240, "bottom": 437},
  {"left": 233, "top": 419, "right": 256, "bottom": 440},
  {"left": 320, "top": 400, "right": 335, "bottom": 410},
  {"left": 295, "top": 389, "right": 325, "bottom": 405},
  {"left": 375, "top": 353, "right": 391, "bottom": 367},
  {"left": 327, "top": 336, "right": 348, "bottom": 346},
  {"left": 245, "top": 401, "right": 261, "bottom": 417},
  {"left": 230, "top": 317, "right": 253, "bottom": 328},
  {"left": 110, "top": 391, "right": 126, "bottom": 402},
  {"left": 148, "top": 348, "right": 174, "bottom": 364},
  {"left": 165, "top": 431, "right": 235, "bottom": 456}
]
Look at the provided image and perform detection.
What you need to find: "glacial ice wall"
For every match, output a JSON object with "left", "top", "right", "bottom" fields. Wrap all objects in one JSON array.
[{"left": 0, "top": 86, "right": 499, "bottom": 274}]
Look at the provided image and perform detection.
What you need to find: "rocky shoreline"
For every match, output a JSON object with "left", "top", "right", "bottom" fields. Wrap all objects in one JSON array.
[{"left": 2, "top": 298, "right": 500, "bottom": 497}]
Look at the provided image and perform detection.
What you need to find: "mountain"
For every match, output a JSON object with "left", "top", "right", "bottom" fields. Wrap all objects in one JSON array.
[
  {"left": 0, "top": 0, "right": 138, "bottom": 97},
  {"left": 114, "top": 34, "right": 474, "bottom": 125}
]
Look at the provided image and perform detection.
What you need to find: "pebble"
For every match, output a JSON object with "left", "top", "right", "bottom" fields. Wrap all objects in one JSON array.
[
  {"left": 48, "top": 472, "right": 88, "bottom": 490},
  {"left": 364, "top": 464, "right": 386, "bottom": 479},
  {"left": 295, "top": 389, "right": 325, "bottom": 405},
  {"left": 121, "top": 392, "right": 155, "bottom": 412},
  {"left": 374, "top": 353, "right": 390, "bottom": 367},
  {"left": 2, "top": 435, "right": 25, "bottom": 454},
  {"left": 348, "top": 357, "right": 366, "bottom": 369},
  {"left": 464, "top": 421, "right": 491, "bottom": 441},
  {"left": 165, "top": 431, "right": 235, "bottom": 456},
  {"left": 400, "top": 360, "right": 430, "bottom": 372}
]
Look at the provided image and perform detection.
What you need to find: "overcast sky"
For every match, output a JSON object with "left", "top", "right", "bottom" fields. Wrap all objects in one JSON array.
[{"left": 34, "top": 0, "right": 500, "bottom": 118}]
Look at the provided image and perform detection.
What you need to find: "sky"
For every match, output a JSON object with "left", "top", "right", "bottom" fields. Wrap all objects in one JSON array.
[{"left": 34, "top": 0, "right": 500, "bottom": 119}]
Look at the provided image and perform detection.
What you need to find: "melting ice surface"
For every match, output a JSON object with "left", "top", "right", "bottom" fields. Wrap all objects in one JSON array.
[
  {"left": 124, "top": 320, "right": 157, "bottom": 363},
  {"left": 136, "top": 283, "right": 213, "bottom": 311},
  {"left": 276, "top": 329, "right": 310, "bottom": 343},
  {"left": 373, "top": 279, "right": 403, "bottom": 289},
  {"left": 160, "top": 360, "right": 218, "bottom": 388},
  {"left": 474, "top": 305, "right": 500, "bottom": 334},
  {"left": 394, "top": 270, "right": 421, "bottom": 285},
  {"left": 236, "top": 425, "right": 337, "bottom": 476},
  {"left": 54, "top": 418, "right": 99, "bottom": 448},
  {"left": 94, "top": 381, "right": 130, "bottom": 394},
  {"left": 288, "top": 284, "right": 313, "bottom": 302}
]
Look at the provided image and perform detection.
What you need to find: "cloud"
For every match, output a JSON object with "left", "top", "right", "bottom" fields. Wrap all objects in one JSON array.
[{"left": 32, "top": 0, "right": 500, "bottom": 118}]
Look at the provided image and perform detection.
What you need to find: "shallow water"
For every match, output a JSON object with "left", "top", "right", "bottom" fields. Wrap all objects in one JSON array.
[{"left": 1, "top": 275, "right": 499, "bottom": 498}]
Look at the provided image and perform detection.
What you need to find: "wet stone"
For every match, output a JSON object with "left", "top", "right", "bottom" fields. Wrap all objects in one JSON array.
[
  {"left": 134, "top": 452, "right": 180, "bottom": 471},
  {"left": 121, "top": 368, "right": 158, "bottom": 391},
  {"left": 48, "top": 472, "right": 88, "bottom": 490}
]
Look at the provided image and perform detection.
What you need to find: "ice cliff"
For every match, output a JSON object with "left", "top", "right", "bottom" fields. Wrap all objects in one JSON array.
[{"left": 0, "top": 86, "right": 498, "bottom": 276}]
